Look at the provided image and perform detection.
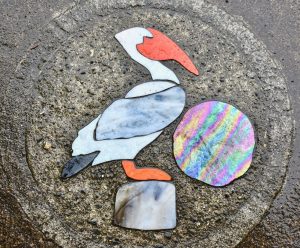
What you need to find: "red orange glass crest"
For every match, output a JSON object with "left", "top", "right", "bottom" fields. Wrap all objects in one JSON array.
[{"left": 137, "top": 28, "right": 199, "bottom": 75}]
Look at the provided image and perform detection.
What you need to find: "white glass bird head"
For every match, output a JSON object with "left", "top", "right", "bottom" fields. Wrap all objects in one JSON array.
[
  {"left": 115, "top": 27, "right": 153, "bottom": 48},
  {"left": 115, "top": 27, "right": 199, "bottom": 83}
]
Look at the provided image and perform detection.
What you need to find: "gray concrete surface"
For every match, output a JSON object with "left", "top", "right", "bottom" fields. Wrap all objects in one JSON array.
[
  {"left": 0, "top": 0, "right": 299, "bottom": 247},
  {"left": 209, "top": 1, "right": 300, "bottom": 247}
]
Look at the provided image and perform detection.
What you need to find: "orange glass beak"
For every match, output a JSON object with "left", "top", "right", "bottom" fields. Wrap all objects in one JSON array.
[{"left": 137, "top": 28, "right": 199, "bottom": 76}]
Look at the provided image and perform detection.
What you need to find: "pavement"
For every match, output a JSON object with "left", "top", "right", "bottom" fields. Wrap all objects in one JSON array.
[{"left": 0, "top": 0, "right": 299, "bottom": 247}]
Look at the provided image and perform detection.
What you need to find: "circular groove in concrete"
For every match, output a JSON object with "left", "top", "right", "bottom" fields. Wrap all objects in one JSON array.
[{"left": 4, "top": 1, "right": 292, "bottom": 247}]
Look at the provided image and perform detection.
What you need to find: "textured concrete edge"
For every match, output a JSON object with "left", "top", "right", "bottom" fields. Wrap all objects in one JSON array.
[{"left": 8, "top": 0, "right": 293, "bottom": 247}]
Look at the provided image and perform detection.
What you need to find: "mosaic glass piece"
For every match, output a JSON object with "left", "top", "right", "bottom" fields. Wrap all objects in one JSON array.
[
  {"left": 61, "top": 151, "right": 99, "bottom": 178},
  {"left": 114, "top": 181, "right": 176, "bottom": 230},
  {"left": 173, "top": 101, "right": 255, "bottom": 186},
  {"left": 71, "top": 114, "right": 162, "bottom": 166},
  {"left": 125, "top": 81, "right": 176, "bottom": 98},
  {"left": 137, "top": 28, "right": 199, "bottom": 75},
  {"left": 121, "top": 160, "right": 171, "bottom": 181},
  {"left": 115, "top": 27, "right": 179, "bottom": 83},
  {"left": 96, "top": 86, "right": 185, "bottom": 140}
]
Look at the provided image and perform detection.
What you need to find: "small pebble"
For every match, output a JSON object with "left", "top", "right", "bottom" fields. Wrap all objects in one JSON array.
[
  {"left": 43, "top": 141, "right": 52, "bottom": 150},
  {"left": 88, "top": 219, "right": 97, "bottom": 226},
  {"left": 164, "top": 232, "right": 172, "bottom": 238}
]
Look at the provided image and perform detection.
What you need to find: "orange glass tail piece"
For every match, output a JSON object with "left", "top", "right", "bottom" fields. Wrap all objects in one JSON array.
[
  {"left": 137, "top": 28, "right": 199, "bottom": 75},
  {"left": 122, "top": 160, "right": 172, "bottom": 181}
]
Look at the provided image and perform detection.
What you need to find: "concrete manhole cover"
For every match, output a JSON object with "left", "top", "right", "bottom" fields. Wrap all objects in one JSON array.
[{"left": 6, "top": 1, "right": 292, "bottom": 247}]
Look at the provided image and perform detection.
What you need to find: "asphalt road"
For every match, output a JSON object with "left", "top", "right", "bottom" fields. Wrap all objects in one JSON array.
[{"left": 0, "top": 0, "right": 299, "bottom": 247}]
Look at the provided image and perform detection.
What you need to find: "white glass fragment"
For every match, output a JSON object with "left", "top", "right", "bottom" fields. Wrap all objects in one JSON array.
[
  {"left": 114, "top": 181, "right": 176, "bottom": 230},
  {"left": 115, "top": 27, "right": 179, "bottom": 83},
  {"left": 71, "top": 115, "right": 162, "bottom": 165},
  {"left": 125, "top": 81, "right": 176, "bottom": 98}
]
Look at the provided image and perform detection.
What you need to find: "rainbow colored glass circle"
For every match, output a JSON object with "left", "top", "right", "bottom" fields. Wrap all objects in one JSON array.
[{"left": 173, "top": 101, "right": 255, "bottom": 186}]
